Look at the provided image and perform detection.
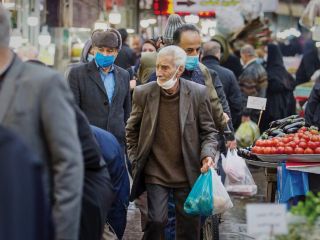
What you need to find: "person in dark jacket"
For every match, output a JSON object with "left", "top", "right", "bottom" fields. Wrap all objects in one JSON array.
[
  {"left": 261, "top": 43, "right": 296, "bottom": 132},
  {"left": 295, "top": 42, "right": 320, "bottom": 86},
  {"left": 239, "top": 44, "right": 268, "bottom": 124},
  {"left": 211, "top": 35, "right": 243, "bottom": 78},
  {"left": 202, "top": 41, "right": 243, "bottom": 130},
  {"left": 115, "top": 28, "right": 136, "bottom": 70},
  {"left": 305, "top": 80, "right": 320, "bottom": 129},
  {"left": 75, "top": 107, "right": 114, "bottom": 240},
  {"left": 68, "top": 28, "right": 131, "bottom": 149},
  {"left": 26, "top": 58, "right": 113, "bottom": 240},
  {"left": 91, "top": 126, "right": 130, "bottom": 240},
  {"left": 0, "top": 126, "right": 49, "bottom": 240}
]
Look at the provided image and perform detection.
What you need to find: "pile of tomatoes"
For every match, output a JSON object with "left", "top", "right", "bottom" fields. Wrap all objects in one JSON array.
[{"left": 252, "top": 127, "right": 320, "bottom": 155}]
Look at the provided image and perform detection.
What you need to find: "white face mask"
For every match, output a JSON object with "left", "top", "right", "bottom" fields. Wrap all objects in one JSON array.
[{"left": 157, "top": 66, "right": 180, "bottom": 90}]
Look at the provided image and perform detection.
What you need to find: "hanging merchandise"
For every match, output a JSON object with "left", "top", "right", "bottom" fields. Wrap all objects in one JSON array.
[
  {"left": 300, "top": 0, "right": 320, "bottom": 30},
  {"left": 238, "top": 0, "right": 263, "bottom": 22},
  {"left": 216, "top": 8, "right": 245, "bottom": 37}
]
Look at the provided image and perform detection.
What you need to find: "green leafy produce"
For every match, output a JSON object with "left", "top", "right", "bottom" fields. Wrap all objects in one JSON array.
[{"left": 290, "top": 192, "right": 320, "bottom": 225}]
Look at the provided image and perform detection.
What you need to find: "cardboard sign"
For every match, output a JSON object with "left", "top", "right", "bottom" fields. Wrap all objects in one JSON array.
[
  {"left": 246, "top": 96, "right": 267, "bottom": 110},
  {"left": 247, "top": 204, "right": 288, "bottom": 236}
]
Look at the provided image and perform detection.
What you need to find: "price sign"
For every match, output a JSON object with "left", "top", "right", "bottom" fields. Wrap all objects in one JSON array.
[
  {"left": 247, "top": 204, "right": 288, "bottom": 237},
  {"left": 247, "top": 96, "right": 267, "bottom": 110}
]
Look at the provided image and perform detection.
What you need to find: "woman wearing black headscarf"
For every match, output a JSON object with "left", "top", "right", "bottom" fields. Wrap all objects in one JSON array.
[{"left": 261, "top": 43, "right": 296, "bottom": 132}]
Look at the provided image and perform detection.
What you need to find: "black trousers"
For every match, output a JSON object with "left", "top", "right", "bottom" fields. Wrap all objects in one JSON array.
[{"left": 143, "top": 184, "right": 200, "bottom": 240}]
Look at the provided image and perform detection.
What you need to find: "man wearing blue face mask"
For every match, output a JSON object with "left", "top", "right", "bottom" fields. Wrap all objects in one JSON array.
[
  {"left": 68, "top": 28, "right": 131, "bottom": 152},
  {"left": 173, "top": 24, "right": 236, "bottom": 151}
]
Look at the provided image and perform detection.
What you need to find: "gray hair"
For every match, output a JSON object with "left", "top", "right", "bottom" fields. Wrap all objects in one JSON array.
[
  {"left": 202, "top": 41, "right": 221, "bottom": 58},
  {"left": 240, "top": 44, "right": 256, "bottom": 57},
  {"left": 0, "top": 5, "right": 11, "bottom": 48},
  {"left": 157, "top": 45, "right": 187, "bottom": 67}
]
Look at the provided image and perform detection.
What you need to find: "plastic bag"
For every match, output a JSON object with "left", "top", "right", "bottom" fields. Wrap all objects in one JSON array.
[
  {"left": 216, "top": 8, "right": 244, "bottom": 37},
  {"left": 238, "top": 0, "right": 263, "bottom": 22},
  {"left": 184, "top": 169, "right": 213, "bottom": 216},
  {"left": 277, "top": 162, "right": 309, "bottom": 204},
  {"left": 211, "top": 168, "right": 233, "bottom": 214},
  {"left": 224, "top": 157, "right": 257, "bottom": 196},
  {"left": 235, "top": 120, "right": 260, "bottom": 148},
  {"left": 222, "top": 149, "right": 246, "bottom": 183},
  {"left": 299, "top": 0, "right": 320, "bottom": 29}
]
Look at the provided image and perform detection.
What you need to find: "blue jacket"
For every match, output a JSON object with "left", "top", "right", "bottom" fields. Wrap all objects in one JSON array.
[{"left": 91, "top": 126, "right": 130, "bottom": 209}]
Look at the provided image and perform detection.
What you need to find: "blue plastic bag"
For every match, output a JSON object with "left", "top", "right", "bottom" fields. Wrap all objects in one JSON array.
[
  {"left": 277, "top": 162, "right": 309, "bottom": 204},
  {"left": 184, "top": 169, "right": 213, "bottom": 216}
]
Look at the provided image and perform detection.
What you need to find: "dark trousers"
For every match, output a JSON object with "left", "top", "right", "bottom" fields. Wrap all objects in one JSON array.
[{"left": 143, "top": 184, "right": 200, "bottom": 240}]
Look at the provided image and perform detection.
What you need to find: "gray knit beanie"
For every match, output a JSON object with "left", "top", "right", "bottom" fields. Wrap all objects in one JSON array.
[{"left": 163, "top": 14, "right": 184, "bottom": 45}]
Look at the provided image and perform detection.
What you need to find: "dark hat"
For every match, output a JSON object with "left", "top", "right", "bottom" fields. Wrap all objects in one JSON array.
[
  {"left": 91, "top": 28, "right": 122, "bottom": 50},
  {"left": 163, "top": 14, "right": 184, "bottom": 45}
]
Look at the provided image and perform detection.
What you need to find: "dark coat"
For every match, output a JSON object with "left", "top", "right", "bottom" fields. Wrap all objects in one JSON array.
[
  {"left": 91, "top": 126, "right": 130, "bottom": 208},
  {"left": 202, "top": 56, "right": 243, "bottom": 129},
  {"left": 149, "top": 65, "right": 234, "bottom": 138},
  {"left": 75, "top": 107, "right": 114, "bottom": 240},
  {"left": 115, "top": 43, "right": 136, "bottom": 70},
  {"left": 295, "top": 47, "right": 320, "bottom": 86},
  {"left": 0, "top": 55, "right": 83, "bottom": 240},
  {"left": 261, "top": 44, "right": 296, "bottom": 132},
  {"left": 91, "top": 126, "right": 130, "bottom": 238},
  {"left": 221, "top": 54, "right": 243, "bottom": 78},
  {"left": 126, "top": 79, "right": 219, "bottom": 200},
  {"left": 68, "top": 61, "right": 131, "bottom": 147},
  {"left": 0, "top": 126, "right": 49, "bottom": 240},
  {"left": 305, "top": 82, "right": 320, "bottom": 129}
]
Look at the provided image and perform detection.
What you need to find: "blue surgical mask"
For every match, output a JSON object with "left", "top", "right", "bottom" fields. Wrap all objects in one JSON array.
[
  {"left": 95, "top": 52, "right": 115, "bottom": 68},
  {"left": 185, "top": 55, "right": 199, "bottom": 71},
  {"left": 87, "top": 54, "right": 94, "bottom": 62}
]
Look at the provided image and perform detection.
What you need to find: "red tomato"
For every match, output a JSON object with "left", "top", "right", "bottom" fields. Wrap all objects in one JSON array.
[
  {"left": 298, "top": 133, "right": 304, "bottom": 138},
  {"left": 278, "top": 142, "right": 285, "bottom": 147},
  {"left": 315, "top": 147, "right": 320, "bottom": 154},
  {"left": 304, "top": 148, "right": 314, "bottom": 154},
  {"left": 282, "top": 137, "right": 290, "bottom": 144},
  {"left": 255, "top": 140, "right": 264, "bottom": 147},
  {"left": 311, "top": 135, "right": 319, "bottom": 142},
  {"left": 310, "top": 129, "right": 319, "bottom": 135},
  {"left": 308, "top": 141, "right": 318, "bottom": 150},
  {"left": 264, "top": 147, "right": 272, "bottom": 154},
  {"left": 276, "top": 147, "right": 285, "bottom": 154},
  {"left": 300, "top": 127, "right": 307, "bottom": 132},
  {"left": 299, "top": 141, "right": 308, "bottom": 149},
  {"left": 284, "top": 146, "right": 294, "bottom": 154},
  {"left": 252, "top": 146, "right": 259, "bottom": 154},
  {"left": 302, "top": 134, "right": 310, "bottom": 142},
  {"left": 271, "top": 139, "right": 279, "bottom": 147},
  {"left": 270, "top": 147, "right": 277, "bottom": 154},
  {"left": 289, "top": 141, "right": 297, "bottom": 148},
  {"left": 294, "top": 147, "right": 304, "bottom": 154}
]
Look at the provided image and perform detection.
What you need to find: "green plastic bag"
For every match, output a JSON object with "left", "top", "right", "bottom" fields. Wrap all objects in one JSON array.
[
  {"left": 184, "top": 169, "right": 213, "bottom": 216},
  {"left": 235, "top": 120, "right": 260, "bottom": 148}
]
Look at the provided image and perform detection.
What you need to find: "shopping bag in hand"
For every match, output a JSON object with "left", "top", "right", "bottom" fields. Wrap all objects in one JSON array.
[
  {"left": 184, "top": 169, "right": 213, "bottom": 216},
  {"left": 211, "top": 168, "right": 233, "bottom": 214},
  {"left": 222, "top": 149, "right": 246, "bottom": 183},
  {"left": 224, "top": 156, "right": 257, "bottom": 196}
]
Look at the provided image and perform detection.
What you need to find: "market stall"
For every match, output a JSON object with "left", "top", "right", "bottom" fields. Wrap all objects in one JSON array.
[{"left": 238, "top": 115, "right": 320, "bottom": 203}]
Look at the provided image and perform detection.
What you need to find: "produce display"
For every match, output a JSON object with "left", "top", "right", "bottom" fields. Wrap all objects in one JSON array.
[
  {"left": 252, "top": 126, "right": 320, "bottom": 155},
  {"left": 261, "top": 115, "right": 305, "bottom": 139}
]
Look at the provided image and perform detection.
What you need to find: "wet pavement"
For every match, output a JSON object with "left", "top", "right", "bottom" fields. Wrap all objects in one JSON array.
[{"left": 123, "top": 167, "right": 268, "bottom": 240}]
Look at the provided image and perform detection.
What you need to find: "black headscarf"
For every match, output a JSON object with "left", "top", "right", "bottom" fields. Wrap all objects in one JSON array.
[{"left": 266, "top": 43, "right": 294, "bottom": 92}]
